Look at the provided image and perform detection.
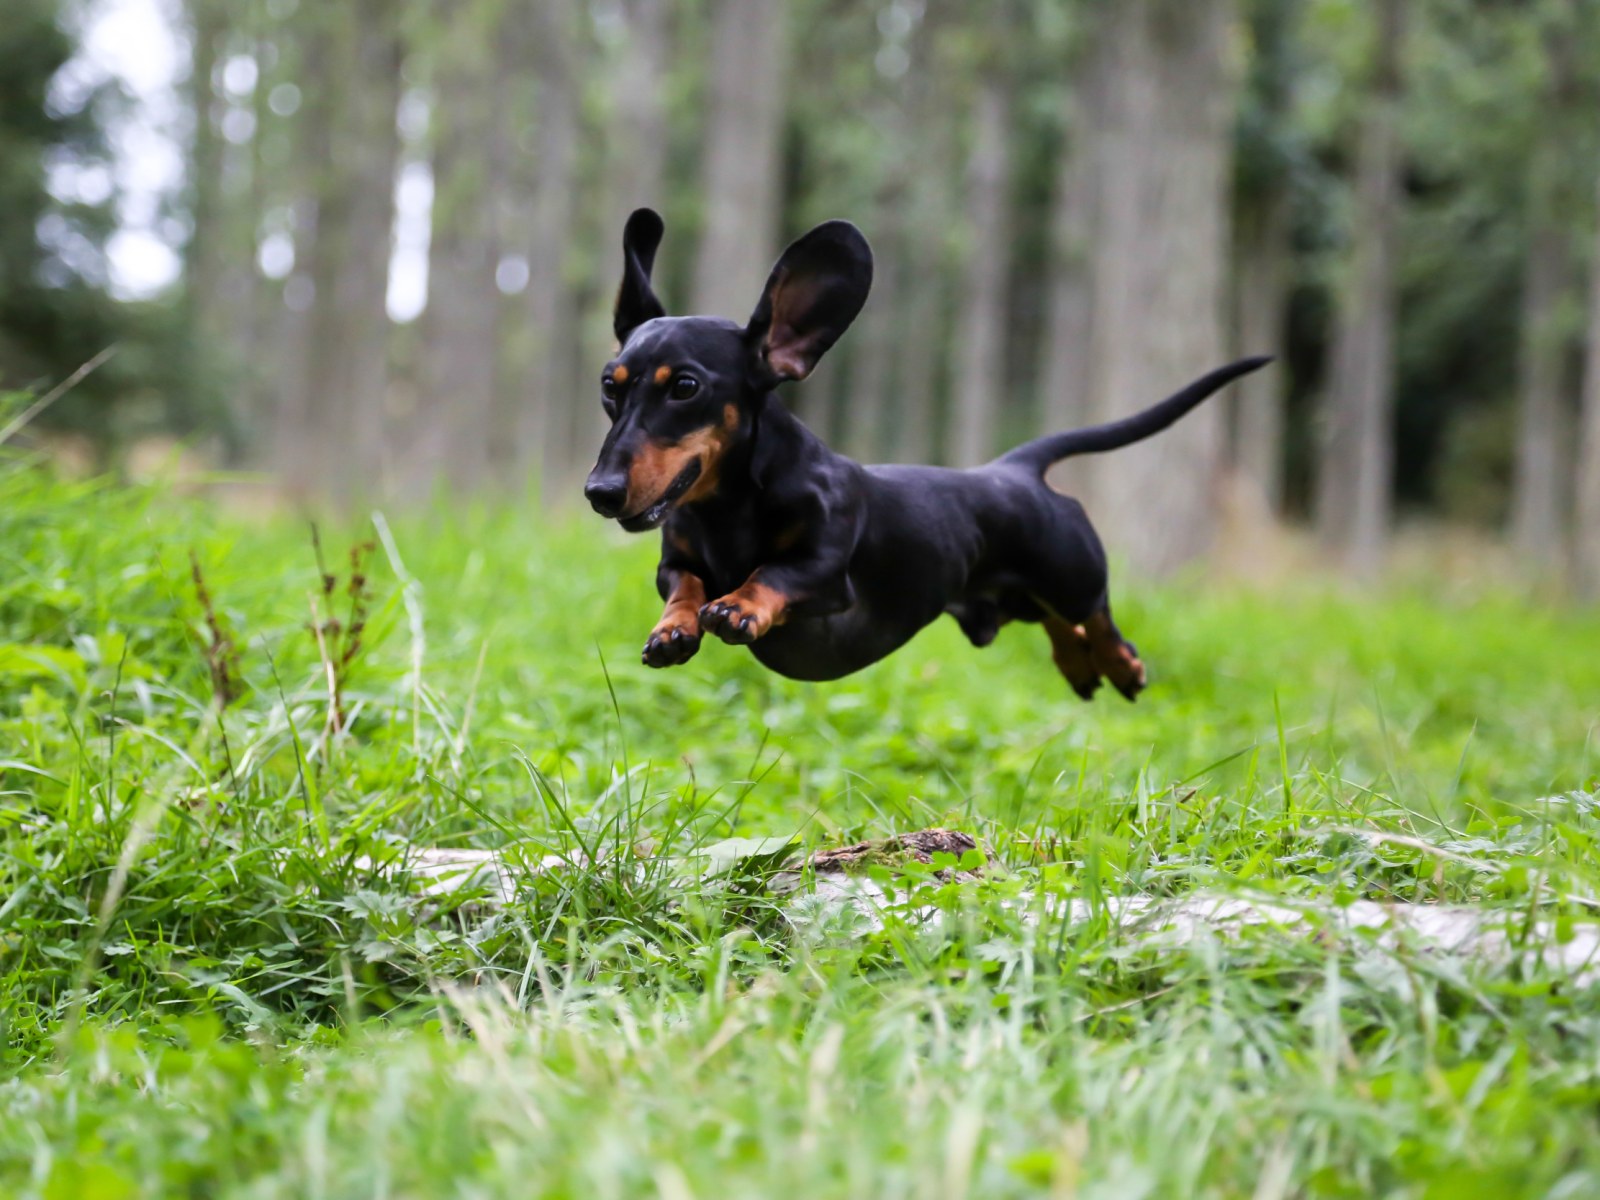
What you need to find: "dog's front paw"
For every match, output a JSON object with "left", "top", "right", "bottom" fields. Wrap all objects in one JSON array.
[
  {"left": 698, "top": 598, "right": 762, "bottom": 644},
  {"left": 700, "top": 583, "right": 787, "bottom": 645},
  {"left": 642, "top": 622, "right": 701, "bottom": 667}
]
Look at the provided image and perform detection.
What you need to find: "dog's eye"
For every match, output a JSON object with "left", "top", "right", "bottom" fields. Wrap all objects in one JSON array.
[
  {"left": 601, "top": 374, "right": 622, "bottom": 400},
  {"left": 669, "top": 375, "right": 701, "bottom": 401}
]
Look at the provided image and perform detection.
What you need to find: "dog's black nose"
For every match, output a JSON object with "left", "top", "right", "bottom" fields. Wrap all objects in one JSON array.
[{"left": 584, "top": 474, "right": 628, "bottom": 518}]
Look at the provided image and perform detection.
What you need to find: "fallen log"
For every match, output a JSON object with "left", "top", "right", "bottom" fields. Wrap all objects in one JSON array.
[{"left": 370, "top": 831, "right": 1600, "bottom": 986}]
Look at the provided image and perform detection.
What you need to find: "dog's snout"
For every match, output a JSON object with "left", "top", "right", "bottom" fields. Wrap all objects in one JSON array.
[{"left": 584, "top": 472, "right": 629, "bottom": 518}]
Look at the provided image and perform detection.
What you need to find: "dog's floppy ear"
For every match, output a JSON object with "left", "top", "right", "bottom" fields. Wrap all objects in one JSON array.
[
  {"left": 745, "top": 220, "right": 873, "bottom": 384},
  {"left": 614, "top": 208, "right": 666, "bottom": 344}
]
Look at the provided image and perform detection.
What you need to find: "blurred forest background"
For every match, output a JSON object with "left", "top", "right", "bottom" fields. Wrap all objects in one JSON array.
[{"left": 5, "top": 0, "right": 1600, "bottom": 585}]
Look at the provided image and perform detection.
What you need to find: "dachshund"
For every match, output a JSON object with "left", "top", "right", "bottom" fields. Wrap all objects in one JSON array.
[{"left": 584, "top": 208, "right": 1269, "bottom": 698}]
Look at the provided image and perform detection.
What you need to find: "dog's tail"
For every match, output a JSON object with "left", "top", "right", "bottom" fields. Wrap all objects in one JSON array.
[{"left": 995, "top": 356, "right": 1272, "bottom": 475}]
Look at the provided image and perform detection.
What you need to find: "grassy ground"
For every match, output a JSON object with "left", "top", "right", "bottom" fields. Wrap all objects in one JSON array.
[{"left": 2, "top": 456, "right": 1600, "bottom": 1198}]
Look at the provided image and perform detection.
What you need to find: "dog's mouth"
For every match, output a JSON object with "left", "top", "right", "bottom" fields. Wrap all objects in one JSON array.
[{"left": 617, "top": 460, "right": 702, "bottom": 532}]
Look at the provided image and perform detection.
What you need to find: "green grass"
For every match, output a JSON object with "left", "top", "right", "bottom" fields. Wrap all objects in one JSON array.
[{"left": 2, "top": 453, "right": 1600, "bottom": 1198}]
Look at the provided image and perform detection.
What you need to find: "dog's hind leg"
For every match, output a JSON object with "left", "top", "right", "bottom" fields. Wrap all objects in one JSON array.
[
  {"left": 1043, "top": 615, "right": 1100, "bottom": 700},
  {"left": 1084, "top": 603, "right": 1145, "bottom": 701}
]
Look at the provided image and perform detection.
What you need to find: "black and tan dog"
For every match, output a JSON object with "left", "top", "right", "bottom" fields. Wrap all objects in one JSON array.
[{"left": 584, "top": 208, "right": 1268, "bottom": 699}]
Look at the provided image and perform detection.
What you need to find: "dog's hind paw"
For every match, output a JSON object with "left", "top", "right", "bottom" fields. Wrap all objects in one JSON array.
[
  {"left": 1110, "top": 655, "right": 1146, "bottom": 701},
  {"left": 1084, "top": 611, "right": 1145, "bottom": 702}
]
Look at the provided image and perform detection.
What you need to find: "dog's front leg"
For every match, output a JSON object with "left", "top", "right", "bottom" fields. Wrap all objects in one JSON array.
[
  {"left": 699, "top": 476, "right": 863, "bottom": 646},
  {"left": 698, "top": 572, "right": 793, "bottom": 644},
  {"left": 699, "top": 526, "right": 858, "bottom": 646},
  {"left": 642, "top": 565, "right": 706, "bottom": 667}
]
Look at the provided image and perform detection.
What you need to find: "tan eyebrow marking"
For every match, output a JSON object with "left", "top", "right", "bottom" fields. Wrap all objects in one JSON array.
[
  {"left": 612, "top": 364, "right": 629, "bottom": 383},
  {"left": 654, "top": 365, "right": 672, "bottom": 386}
]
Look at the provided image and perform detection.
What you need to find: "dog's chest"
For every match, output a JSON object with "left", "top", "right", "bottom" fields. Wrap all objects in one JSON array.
[
  {"left": 680, "top": 508, "right": 770, "bottom": 593},
  {"left": 700, "top": 539, "right": 766, "bottom": 595}
]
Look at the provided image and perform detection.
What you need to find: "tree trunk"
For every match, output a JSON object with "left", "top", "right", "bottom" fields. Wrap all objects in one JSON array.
[
  {"left": 889, "top": 36, "right": 953, "bottom": 466},
  {"left": 182, "top": 0, "right": 225, "bottom": 424},
  {"left": 840, "top": 82, "right": 914, "bottom": 463},
  {"left": 268, "top": 0, "right": 325, "bottom": 492},
  {"left": 950, "top": 78, "right": 1012, "bottom": 467},
  {"left": 568, "top": 0, "right": 670, "bottom": 500},
  {"left": 1575, "top": 167, "right": 1600, "bottom": 599},
  {"left": 184, "top": 0, "right": 267, "bottom": 455},
  {"left": 692, "top": 0, "right": 789, "bottom": 321},
  {"left": 891, "top": 267, "right": 947, "bottom": 464},
  {"left": 503, "top": 0, "right": 580, "bottom": 497},
  {"left": 1511, "top": 26, "right": 1581, "bottom": 572},
  {"left": 276, "top": 0, "right": 401, "bottom": 501},
  {"left": 1511, "top": 216, "right": 1571, "bottom": 568},
  {"left": 1082, "top": 0, "right": 1239, "bottom": 574},
  {"left": 413, "top": 1, "right": 501, "bottom": 496},
  {"left": 232, "top": 14, "right": 274, "bottom": 461},
  {"left": 1036, "top": 43, "right": 1103, "bottom": 446},
  {"left": 1230, "top": 188, "right": 1291, "bottom": 511},
  {"left": 1225, "top": 0, "right": 1300, "bottom": 520},
  {"left": 607, "top": 0, "right": 669, "bottom": 233},
  {"left": 793, "top": 347, "right": 845, "bottom": 447},
  {"left": 1316, "top": 0, "right": 1405, "bottom": 576},
  {"left": 840, "top": 210, "right": 900, "bottom": 461},
  {"left": 330, "top": 7, "right": 402, "bottom": 498}
]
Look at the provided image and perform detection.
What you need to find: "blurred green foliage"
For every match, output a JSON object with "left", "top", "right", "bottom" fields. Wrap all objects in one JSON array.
[{"left": 0, "top": 0, "right": 198, "bottom": 452}]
